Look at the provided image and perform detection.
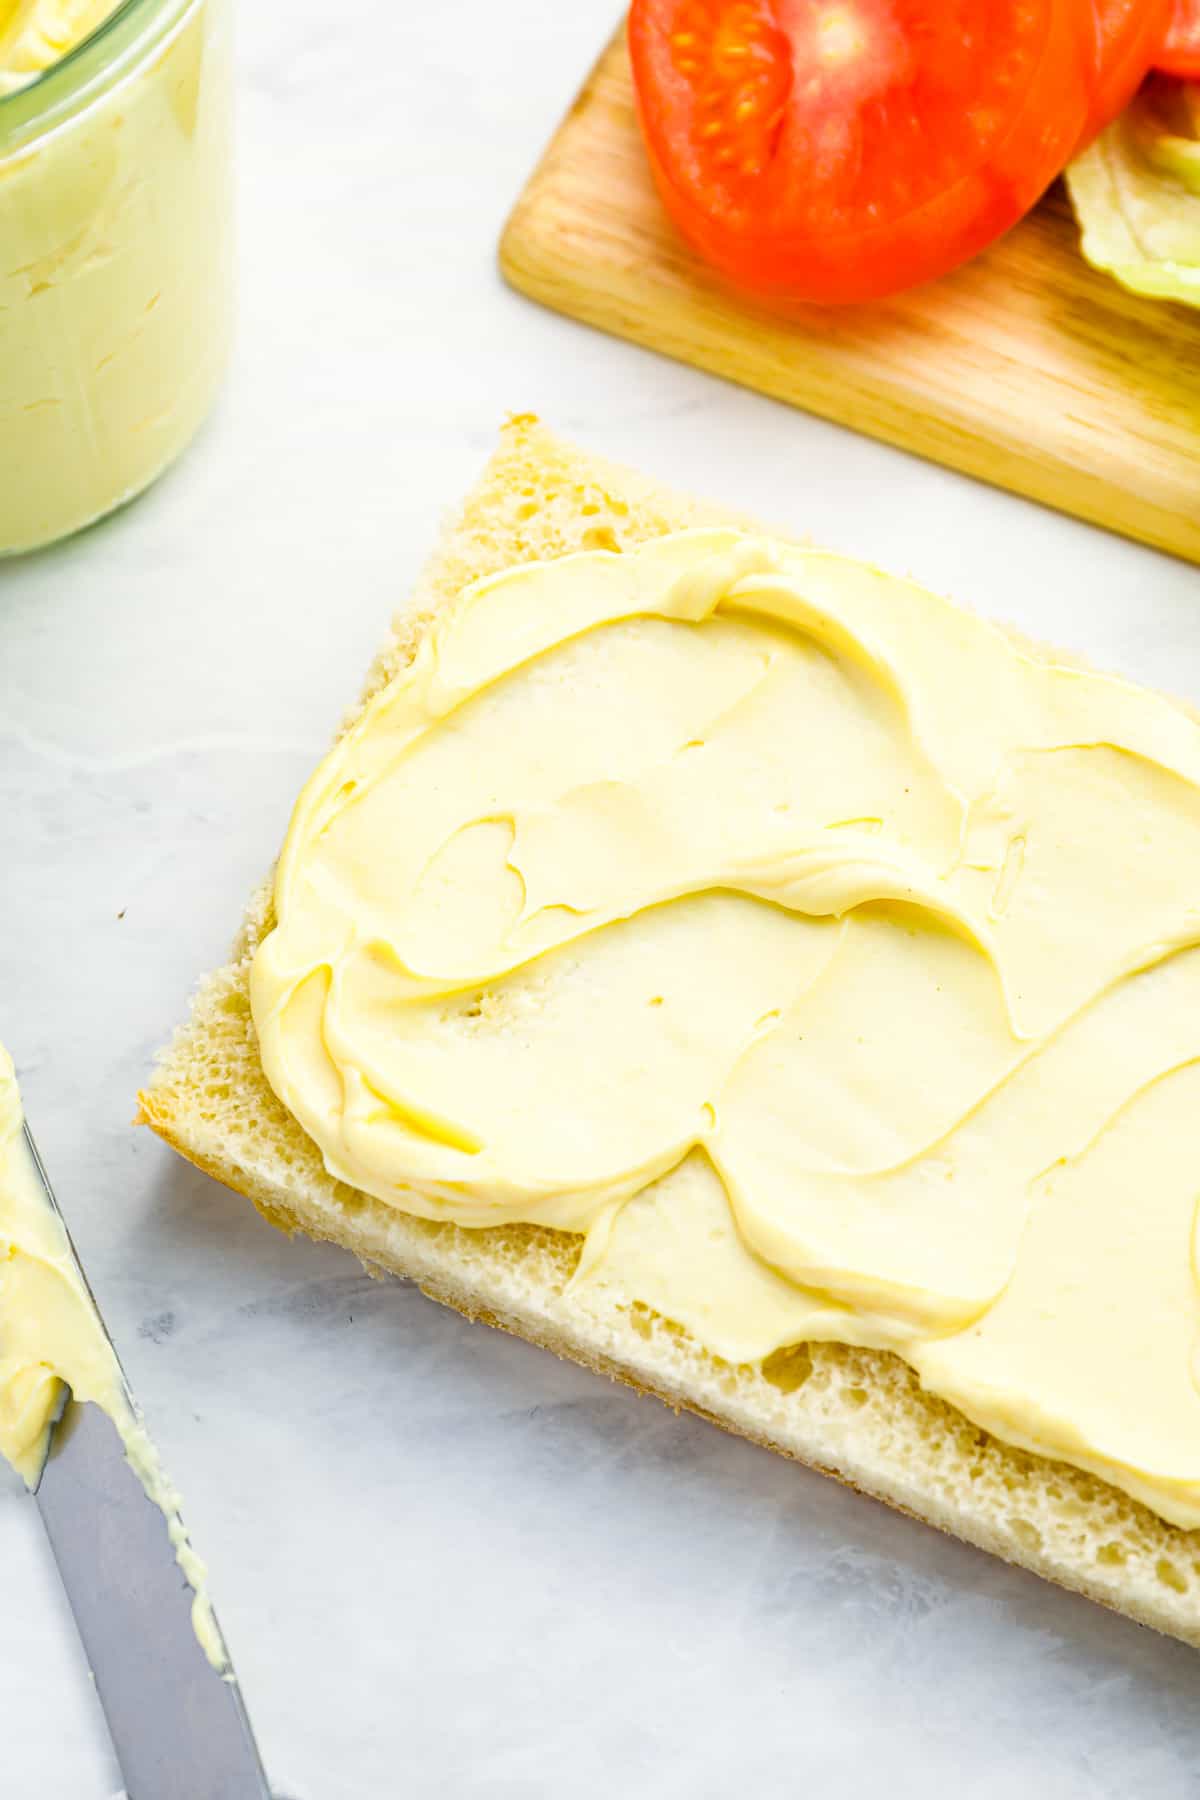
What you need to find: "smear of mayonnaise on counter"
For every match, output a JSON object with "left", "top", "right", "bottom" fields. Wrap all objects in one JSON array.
[
  {"left": 0, "top": 1042, "right": 225, "bottom": 1669},
  {"left": 251, "top": 529, "right": 1200, "bottom": 1527}
]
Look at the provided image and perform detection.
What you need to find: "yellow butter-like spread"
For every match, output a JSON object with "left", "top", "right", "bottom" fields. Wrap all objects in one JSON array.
[
  {"left": 0, "top": 1044, "right": 119, "bottom": 1484},
  {"left": 0, "top": 1044, "right": 224, "bottom": 1668},
  {"left": 251, "top": 531, "right": 1200, "bottom": 1528},
  {"left": 0, "top": 0, "right": 118, "bottom": 93},
  {"left": 0, "top": 0, "right": 232, "bottom": 554}
]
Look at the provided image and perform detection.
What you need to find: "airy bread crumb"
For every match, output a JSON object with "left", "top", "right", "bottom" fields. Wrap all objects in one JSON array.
[{"left": 138, "top": 415, "right": 1200, "bottom": 1648}]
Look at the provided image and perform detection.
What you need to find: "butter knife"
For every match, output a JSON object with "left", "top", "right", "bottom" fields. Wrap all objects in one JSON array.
[{"left": 23, "top": 1124, "right": 272, "bottom": 1800}]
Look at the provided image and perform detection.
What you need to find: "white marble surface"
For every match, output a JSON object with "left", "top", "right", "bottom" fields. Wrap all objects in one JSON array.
[{"left": 4, "top": 1, "right": 1200, "bottom": 1793}]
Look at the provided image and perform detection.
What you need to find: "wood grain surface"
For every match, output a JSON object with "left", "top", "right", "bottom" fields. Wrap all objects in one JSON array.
[{"left": 501, "top": 31, "right": 1200, "bottom": 563}]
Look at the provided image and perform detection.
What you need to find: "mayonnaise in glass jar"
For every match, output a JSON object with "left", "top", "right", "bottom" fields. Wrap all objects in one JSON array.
[{"left": 0, "top": 0, "right": 233, "bottom": 554}]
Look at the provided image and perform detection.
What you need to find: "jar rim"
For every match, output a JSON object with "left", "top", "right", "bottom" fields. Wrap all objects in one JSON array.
[{"left": 0, "top": 0, "right": 197, "bottom": 150}]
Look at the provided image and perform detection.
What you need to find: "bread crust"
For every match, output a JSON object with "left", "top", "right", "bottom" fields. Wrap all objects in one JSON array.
[{"left": 139, "top": 415, "right": 1200, "bottom": 1648}]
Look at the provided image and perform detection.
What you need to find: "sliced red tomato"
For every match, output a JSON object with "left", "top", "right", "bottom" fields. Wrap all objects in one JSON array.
[
  {"left": 1080, "top": 0, "right": 1173, "bottom": 145},
  {"left": 628, "top": 0, "right": 1098, "bottom": 304},
  {"left": 1156, "top": 0, "right": 1200, "bottom": 77}
]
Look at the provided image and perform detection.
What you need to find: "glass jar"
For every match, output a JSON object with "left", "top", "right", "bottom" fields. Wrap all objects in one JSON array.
[{"left": 0, "top": 0, "right": 233, "bottom": 555}]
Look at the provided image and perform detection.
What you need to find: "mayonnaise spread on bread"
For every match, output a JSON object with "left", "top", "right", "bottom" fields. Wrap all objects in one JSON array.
[
  {"left": 0, "top": 1043, "right": 224, "bottom": 1667},
  {"left": 252, "top": 530, "right": 1200, "bottom": 1528},
  {"left": 0, "top": 0, "right": 232, "bottom": 553}
]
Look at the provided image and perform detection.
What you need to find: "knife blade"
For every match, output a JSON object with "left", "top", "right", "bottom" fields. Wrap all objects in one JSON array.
[{"left": 22, "top": 1125, "right": 272, "bottom": 1800}]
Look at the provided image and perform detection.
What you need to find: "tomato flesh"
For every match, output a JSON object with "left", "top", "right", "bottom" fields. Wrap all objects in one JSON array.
[
  {"left": 1156, "top": 0, "right": 1200, "bottom": 78},
  {"left": 629, "top": 0, "right": 1097, "bottom": 303},
  {"left": 1080, "top": 0, "right": 1174, "bottom": 145}
]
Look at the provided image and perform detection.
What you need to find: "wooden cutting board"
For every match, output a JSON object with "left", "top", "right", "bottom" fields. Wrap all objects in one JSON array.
[{"left": 501, "top": 30, "right": 1200, "bottom": 565}]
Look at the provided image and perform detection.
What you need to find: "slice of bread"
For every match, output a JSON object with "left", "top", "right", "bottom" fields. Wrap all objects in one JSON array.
[{"left": 138, "top": 415, "right": 1200, "bottom": 1648}]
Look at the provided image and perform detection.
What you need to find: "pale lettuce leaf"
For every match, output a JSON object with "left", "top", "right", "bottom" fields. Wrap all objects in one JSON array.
[{"left": 1067, "top": 76, "right": 1200, "bottom": 307}]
